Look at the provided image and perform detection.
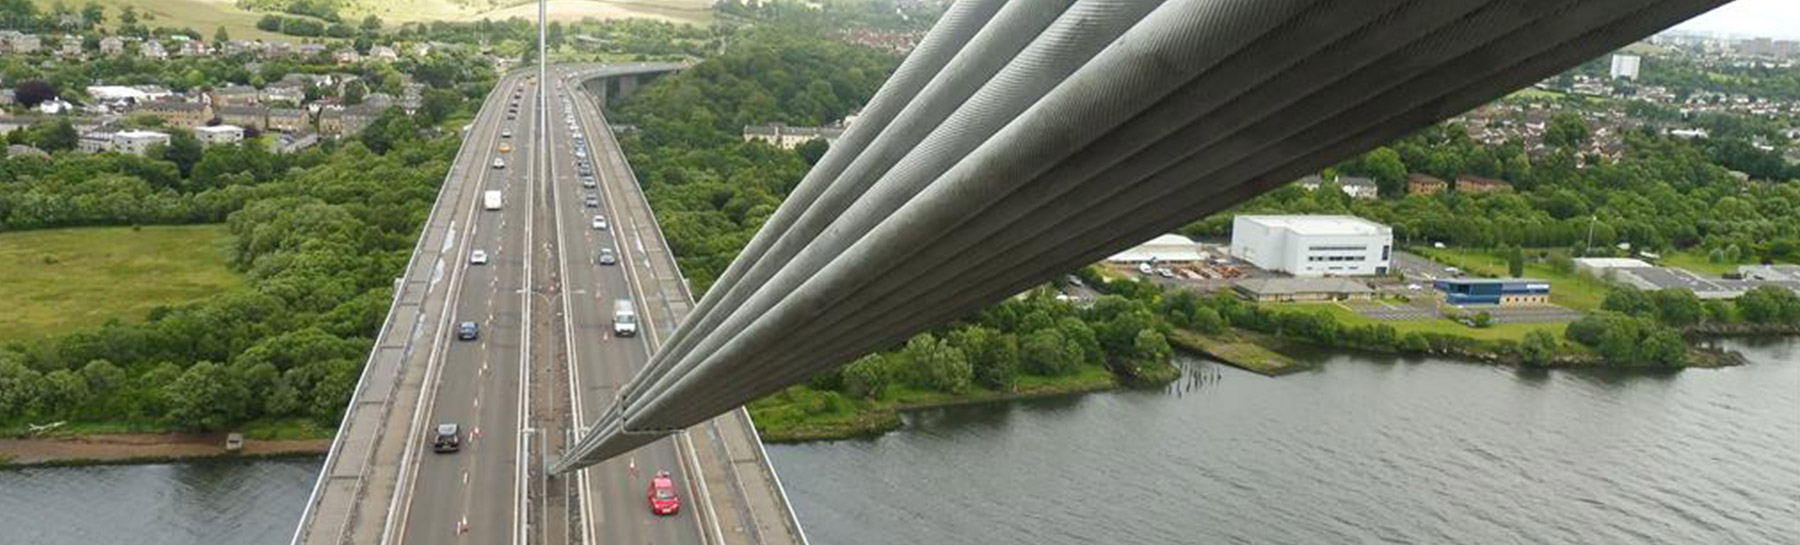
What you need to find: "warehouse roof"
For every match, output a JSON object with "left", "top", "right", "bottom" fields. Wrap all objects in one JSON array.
[
  {"left": 1107, "top": 234, "right": 1202, "bottom": 263},
  {"left": 1234, "top": 277, "right": 1374, "bottom": 296},
  {"left": 1235, "top": 215, "right": 1389, "bottom": 236}
]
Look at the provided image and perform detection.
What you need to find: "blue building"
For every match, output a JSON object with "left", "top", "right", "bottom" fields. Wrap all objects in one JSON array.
[{"left": 1435, "top": 278, "right": 1551, "bottom": 306}]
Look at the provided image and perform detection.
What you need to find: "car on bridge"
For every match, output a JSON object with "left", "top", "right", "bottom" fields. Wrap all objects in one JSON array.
[
  {"left": 584, "top": 195, "right": 600, "bottom": 208},
  {"left": 647, "top": 470, "right": 680, "bottom": 515},
  {"left": 456, "top": 322, "right": 479, "bottom": 340},
  {"left": 498, "top": 142, "right": 512, "bottom": 153},
  {"left": 581, "top": 175, "right": 596, "bottom": 188},
  {"left": 501, "top": 129, "right": 512, "bottom": 138},
  {"left": 433, "top": 424, "right": 461, "bottom": 454},
  {"left": 470, "top": 249, "right": 489, "bottom": 265},
  {"left": 597, "top": 248, "right": 617, "bottom": 266},
  {"left": 592, "top": 215, "right": 608, "bottom": 230},
  {"left": 491, "top": 157, "right": 506, "bottom": 169}
]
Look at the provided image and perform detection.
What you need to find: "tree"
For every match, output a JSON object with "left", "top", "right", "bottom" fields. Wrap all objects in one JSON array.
[
  {"left": 1545, "top": 112, "right": 1589, "bottom": 149},
  {"left": 343, "top": 81, "right": 368, "bottom": 105},
  {"left": 1519, "top": 330, "right": 1558, "bottom": 366},
  {"left": 1506, "top": 246, "right": 1525, "bottom": 278},
  {"left": 1126, "top": 329, "right": 1174, "bottom": 372},
  {"left": 1737, "top": 285, "right": 1800, "bottom": 324},
  {"left": 1471, "top": 311, "right": 1493, "bottom": 328},
  {"left": 899, "top": 334, "right": 971, "bottom": 393},
  {"left": 256, "top": 14, "right": 282, "bottom": 32},
  {"left": 213, "top": 25, "right": 229, "bottom": 43},
  {"left": 1359, "top": 146, "right": 1408, "bottom": 197},
  {"left": 81, "top": 1, "right": 103, "bottom": 27},
  {"left": 1601, "top": 286, "right": 1656, "bottom": 317},
  {"left": 796, "top": 138, "right": 829, "bottom": 166},
  {"left": 35, "top": 120, "right": 79, "bottom": 152},
  {"left": 951, "top": 327, "right": 1019, "bottom": 391},
  {"left": 1189, "top": 306, "right": 1225, "bottom": 334},
  {"left": 1650, "top": 289, "right": 1703, "bottom": 327},
  {"left": 360, "top": 14, "right": 382, "bottom": 32},
  {"left": 1022, "top": 328, "right": 1081, "bottom": 376},
  {"left": 841, "top": 353, "right": 890, "bottom": 399},
  {"left": 14, "top": 79, "right": 59, "bottom": 107},
  {"left": 159, "top": 130, "right": 205, "bottom": 178}
]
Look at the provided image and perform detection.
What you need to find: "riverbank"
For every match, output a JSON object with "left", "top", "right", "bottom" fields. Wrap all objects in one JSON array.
[
  {"left": 752, "top": 363, "right": 1162, "bottom": 443},
  {"left": 1166, "top": 328, "right": 1309, "bottom": 375},
  {"left": 0, "top": 433, "right": 328, "bottom": 468}
]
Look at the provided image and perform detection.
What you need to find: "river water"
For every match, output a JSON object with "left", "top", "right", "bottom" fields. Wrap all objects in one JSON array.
[
  {"left": 1, "top": 339, "right": 1794, "bottom": 544},
  {"left": 767, "top": 337, "right": 1800, "bottom": 545}
]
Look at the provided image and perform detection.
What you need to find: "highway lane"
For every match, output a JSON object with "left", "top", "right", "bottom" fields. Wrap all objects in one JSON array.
[
  {"left": 393, "top": 74, "right": 538, "bottom": 545},
  {"left": 545, "top": 68, "right": 710, "bottom": 545}
]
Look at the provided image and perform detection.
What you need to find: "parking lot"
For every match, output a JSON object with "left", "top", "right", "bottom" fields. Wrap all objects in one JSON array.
[
  {"left": 1347, "top": 299, "right": 1440, "bottom": 321},
  {"left": 1475, "top": 305, "right": 1584, "bottom": 324}
]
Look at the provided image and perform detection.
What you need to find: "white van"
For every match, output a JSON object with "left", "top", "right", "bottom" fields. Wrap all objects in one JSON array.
[{"left": 613, "top": 299, "right": 637, "bottom": 337}]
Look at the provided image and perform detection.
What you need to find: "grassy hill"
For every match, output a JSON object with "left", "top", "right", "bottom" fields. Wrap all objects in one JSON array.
[
  {"left": 40, "top": 0, "right": 714, "bottom": 38},
  {"left": 0, "top": 225, "right": 244, "bottom": 344}
]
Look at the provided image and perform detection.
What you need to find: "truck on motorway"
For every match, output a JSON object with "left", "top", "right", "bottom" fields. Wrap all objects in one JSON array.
[
  {"left": 613, "top": 299, "right": 637, "bottom": 337},
  {"left": 484, "top": 190, "right": 503, "bottom": 211}
]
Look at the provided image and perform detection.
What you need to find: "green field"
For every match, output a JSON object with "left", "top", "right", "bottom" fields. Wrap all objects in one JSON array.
[
  {"left": 1274, "top": 301, "right": 1570, "bottom": 343},
  {"left": 1416, "top": 247, "right": 1612, "bottom": 311},
  {"left": 33, "top": 0, "right": 291, "bottom": 41},
  {"left": 0, "top": 225, "right": 244, "bottom": 344},
  {"left": 50, "top": 0, "right": 716, "bottom": 38}
]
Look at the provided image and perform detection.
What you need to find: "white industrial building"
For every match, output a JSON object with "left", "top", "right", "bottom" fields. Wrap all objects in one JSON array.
[
  {"left": 1610, "top": 53, "right": 1640, "bottom": 79},
  {"left": 1107, "top": 234, "right": 1204, "bottom": 264},
  {"left": 1230, "top": 215, "right": 1392, "bottom": 277}
]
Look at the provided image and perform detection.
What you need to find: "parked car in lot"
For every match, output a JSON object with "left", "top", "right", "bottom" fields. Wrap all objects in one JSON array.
[
  {"left": 433, "top": 423, "right": 461, "bottom": 453},
  {"left": 456, "top": 322, "right": 479, "bottom": 340}
]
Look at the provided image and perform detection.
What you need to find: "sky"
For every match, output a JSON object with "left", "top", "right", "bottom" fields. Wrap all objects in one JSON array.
[{"left": 1673, "top": 0, "right": 1800, "bottom": 40}]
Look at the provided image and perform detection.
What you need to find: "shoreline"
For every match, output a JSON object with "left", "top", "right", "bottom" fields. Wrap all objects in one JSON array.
[{"left": 0, "top": 433, "right": 329, "bottom": 468}]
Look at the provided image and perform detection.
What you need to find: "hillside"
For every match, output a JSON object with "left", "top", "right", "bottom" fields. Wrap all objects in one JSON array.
[{"left": 37, "top": 0, "right": 714, "bottom": 38}]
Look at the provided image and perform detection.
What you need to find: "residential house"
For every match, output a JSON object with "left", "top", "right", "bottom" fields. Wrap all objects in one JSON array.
[
  {"left": 268, "top": 131, "right": 320, "bottom": 154},
  {"left": 0, "top": 31, "right": 41, "bottom": 53},
  {"left": 209, "top": 85, "right": 260, "bottom": 108},
  {"left": 1455, "top": 174, "right": 1514, "bottom": 194},
  {"left": 740, "top": 123, "right": 845, "bottom": 149},
  {"left": 1338, "top": 176, "right": 1379, "bottom": 199},
  {"left": 111, "top": 130, "right": 172, "bottom": 155},
  {"left": 268, "top": 107, "right": 310, "bottom": 133},
  {"left": 58, "top": 36, "right": 83, "bottom": 58},
  {"left": 1407, "top": 173, "right": 1448, "bottom": 195},
  {"left": 363, "top": 92, "right": 394, "bottom": 110},
  {"left": 216, "top": 104, "right": 270, "bottom": 130},
  {"left": 369, "top": 45, "right": 398, "bottom": 61},
  {"left": 99, "top": 36, "right": 125, "bottom": 56},
  {"left": 140, "top": 40, "right": 167, "bottom": 60},
  {"left": 297, "top": 43, "right": 328, "bottom": 58},
  {"left": 334, "top": 49, "right": 361, "bottom": 64},
  {"left": 6, "top": 144, "right": 48, "bottom": 158},
  {"left": 195, "top": 125, "right": 245, "bottom": 146},
  {"left": 134, "top": 100, "right": 212, "bottom": 128},
  {"left": 0, "top": 89, "right": 16, "bottom": 106},
  {"left": 178, "top": 40, "right": 211, "bottom": 57},
  {"left": 318, "top": 104, "right": 383, "bottom": 136},
  {"left": 38, "top": 98, "right": 72, "bottom": 115},
  {"left": 78, "top": 127, "right": 117, "bottom": 153},
  {"left": 262, "top": 81, "right": 306, "bottom": 105}
]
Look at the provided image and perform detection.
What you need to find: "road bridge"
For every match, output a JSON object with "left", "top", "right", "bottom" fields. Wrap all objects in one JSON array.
[{"left": 290, "top": 62, "right": 804, "bottom": 545}]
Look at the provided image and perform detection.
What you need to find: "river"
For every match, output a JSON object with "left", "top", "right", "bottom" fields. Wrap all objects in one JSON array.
[
  {"left": 1, "top": 339, "right": 1794, "bottom": 544},
  {"left": 766, "top": 337, "right": 1799, "bottom": 544}
]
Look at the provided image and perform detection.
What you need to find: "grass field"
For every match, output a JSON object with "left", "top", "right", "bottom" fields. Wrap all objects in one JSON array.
[
  {"left": 0, "top": 225, "right": 244, "bottom": 344},
  {"left": 1274, "top": 301, "right": 1570, "bottom": 343},
  {"left": 32, "top": 0, "right": 291, "bottom": 41},
  {"left": 56, "top": 0, "right": 716, "bottom": 37},
  {"left": 1415, "top": 247, "right": 1612, "bottom": 311}
]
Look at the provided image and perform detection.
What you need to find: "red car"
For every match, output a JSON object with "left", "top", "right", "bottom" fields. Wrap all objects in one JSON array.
[{"left": 647, "top": 470, "right": 681, "bottom": 516}]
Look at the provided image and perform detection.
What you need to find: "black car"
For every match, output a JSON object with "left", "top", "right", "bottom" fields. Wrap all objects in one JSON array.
[
  {"left": 456, "top": 321, "right": 479, "bottom": 340},
  {"left": 433, "top": 423, "right": 461, "bottom": 453}
]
